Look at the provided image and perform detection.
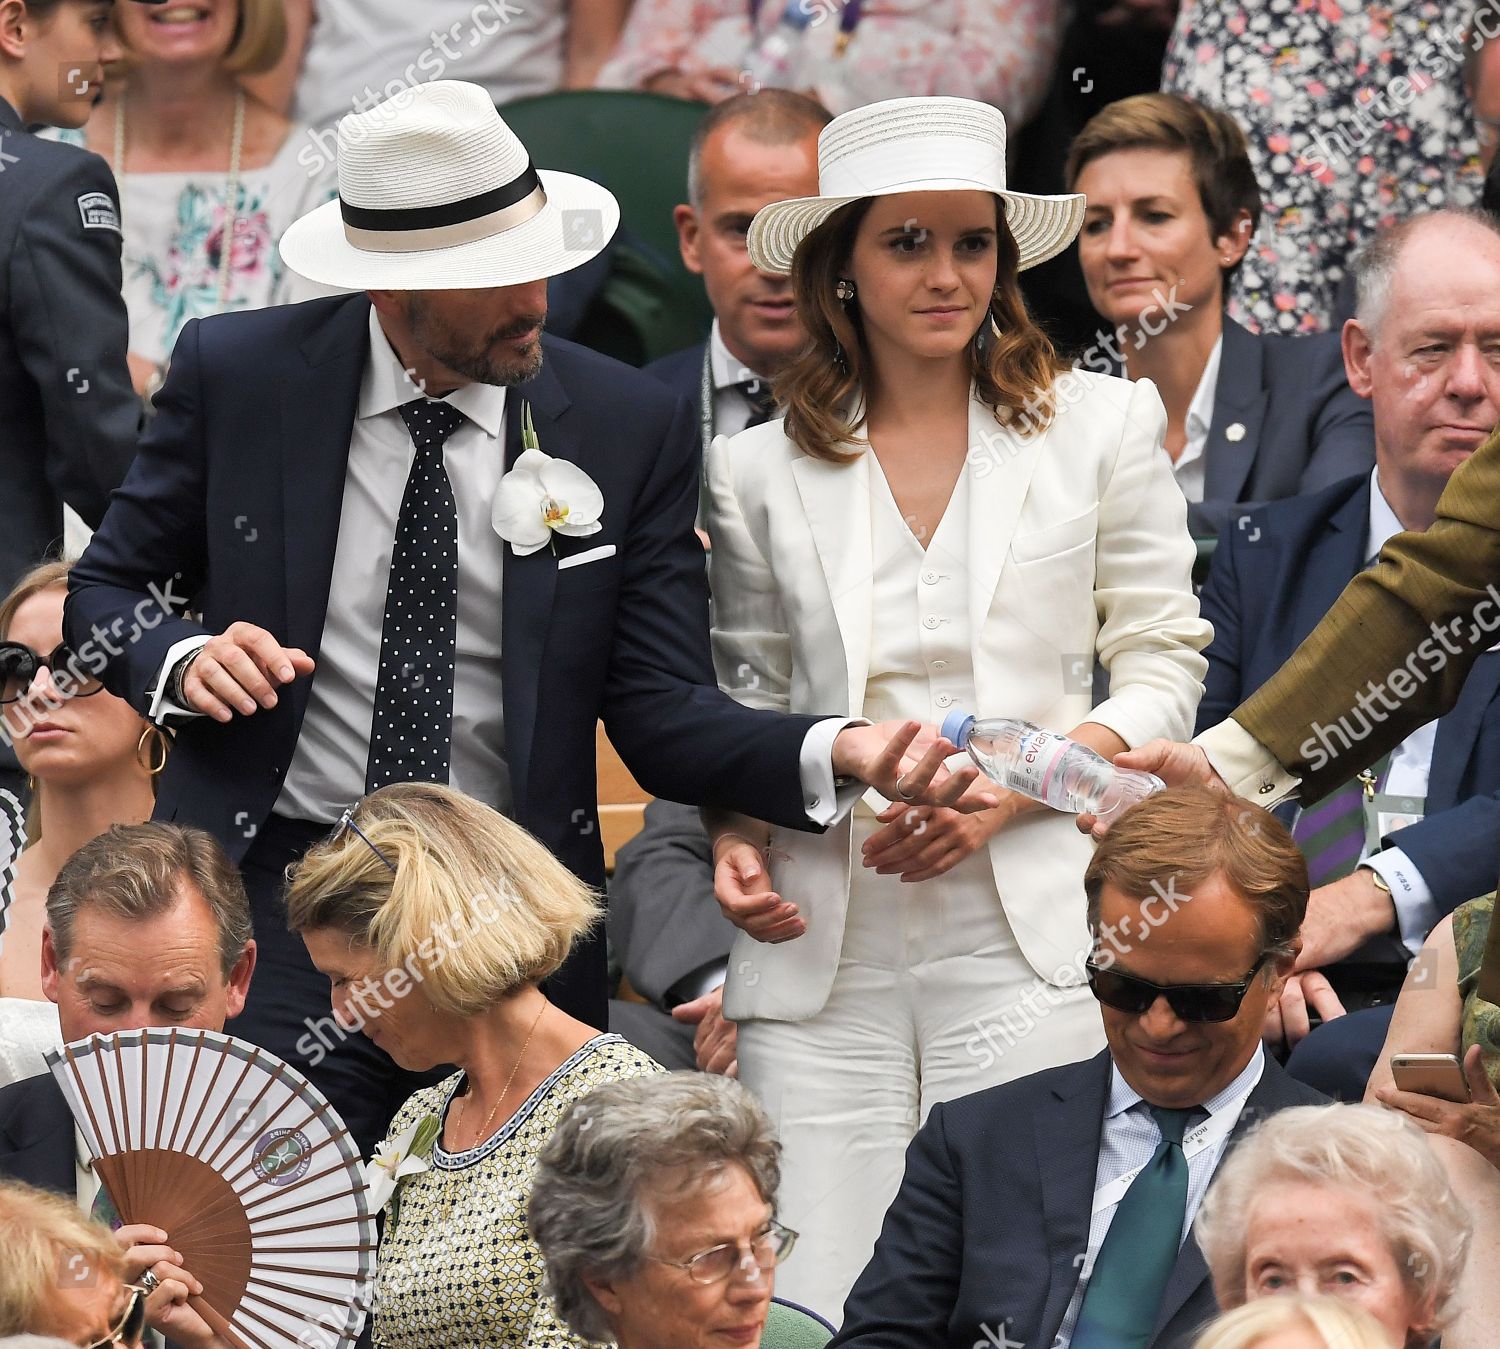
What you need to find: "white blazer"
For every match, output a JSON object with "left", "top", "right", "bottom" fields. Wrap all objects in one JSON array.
[{"left": 705, "top": 372, "right": 1212, "bottom": 1022}]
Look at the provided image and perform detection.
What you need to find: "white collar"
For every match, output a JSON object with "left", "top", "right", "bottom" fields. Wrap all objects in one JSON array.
[
  {"left": 709, "top": 319, "right": 767, "bottom": 392},
  {"left": 358, "top": 306, "right": 508, "bottom": 439},
  {"left": 1366, "top": 465, "right": 1406, "bottom": 565},
  {"left": 1183, "top": 333, "right": 1224, "bottom": 449},
  {"left": 1106, "top": 1043, "right": 1266, "bottom": 1123}
]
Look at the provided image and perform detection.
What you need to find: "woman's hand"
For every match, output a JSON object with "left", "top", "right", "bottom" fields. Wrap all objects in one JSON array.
[
  {"left": 860, "top": 798, "right": 1017, "bottom": 883},
  {"left": 1375, "top": 1043, "right": 1500, "bottom": 1171},
  {"left": 712, "top": 835, "right": 805, "bottom": 944},
  {"left": 115, "top": 1225, "right": 225, "bottom": 1349}
]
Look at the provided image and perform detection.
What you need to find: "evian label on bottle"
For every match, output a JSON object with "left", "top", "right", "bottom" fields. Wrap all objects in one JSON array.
[{"left": 1001, "top": 727, "right": 1071, "bottom": 800}]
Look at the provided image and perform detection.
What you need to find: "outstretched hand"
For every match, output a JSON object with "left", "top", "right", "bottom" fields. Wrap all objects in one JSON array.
[
  {"left": 1076, "top": 739, "right": 1229, "bottom": 840},
  {"left": 833, "top": 721, "right": 1000, "bottom": 814}
]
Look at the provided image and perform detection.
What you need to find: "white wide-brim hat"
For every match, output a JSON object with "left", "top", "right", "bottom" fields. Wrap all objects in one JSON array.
[
  {"left": 280, "top": 81, "right": 620, "bottom": 291},
  {"left": 747, "top": 96, "right": 1084, "bottom": 277}
]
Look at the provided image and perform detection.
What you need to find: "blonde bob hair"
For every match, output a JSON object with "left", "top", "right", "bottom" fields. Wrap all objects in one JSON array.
[
  {"left": 0, "top": 1180, "right": 127, "bottom": 1336},
  {"left": 1195, "top": 1104, "right": 1471, "bottom": 1341},
  {"left": 284, "top": 783, "right": 602, "bottom": 1017},
  {"left": 1192, "top": 1295, "right": 1396, "bottom": 1349},
  {"left": 113, "top": 0, "right": 288, "bottom": 75},
  {"left": 777, "top": 194, "right": 1069, "bottom": 464}
]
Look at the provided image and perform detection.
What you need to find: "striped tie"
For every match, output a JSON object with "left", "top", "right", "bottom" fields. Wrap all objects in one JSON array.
[{"left": 1293, "top": 752, "right": 1391, "bottom": 888}]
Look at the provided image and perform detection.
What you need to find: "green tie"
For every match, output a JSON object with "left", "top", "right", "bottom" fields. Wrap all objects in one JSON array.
[{"left": 1071, "top": 1106, "right": 1194, "bottom": 1349}]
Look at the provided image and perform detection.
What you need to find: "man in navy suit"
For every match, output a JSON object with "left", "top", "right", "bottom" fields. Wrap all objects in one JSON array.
[
  {"left": 1196, "top": 209, "right": 1500, "bottom": 1096},
  {"left": 831, "top": 787, "right": 1325, "bottom": 1349},
  {"left": 645, "top": 91, "right": 827, "bottom": 455},
  {"left": 60, "top": 83, "right": 981, "bottom": 1156}
]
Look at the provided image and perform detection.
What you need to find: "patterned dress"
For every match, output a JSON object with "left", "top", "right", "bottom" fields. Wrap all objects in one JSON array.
[
  {"left": 1163, "top": 0, "right": 1483, "bottom": 334},
  {"left": 372, "top": 1034, "right": 662, "bottom": 1349},
  {"left": 1453, "top": 893, "right": 1500, "bottom": 1090}
]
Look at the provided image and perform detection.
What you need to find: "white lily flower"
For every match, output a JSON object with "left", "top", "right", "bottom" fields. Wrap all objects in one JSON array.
[
  {"left": 361, "top": 1115, "right": 437, "bottom": 1215},
  {"left": 492, "top": 448, "right": 605, "bottom": 556}
]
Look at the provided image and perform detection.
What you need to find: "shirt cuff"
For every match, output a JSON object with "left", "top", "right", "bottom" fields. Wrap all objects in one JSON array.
[
  {"left": 798, "top": 717, "right": 868, "bottom": 827},
  {"left": 669, "top": 959, "right": 729, "bottom": 1008},
  {"left": 1362, "top": 847, "right": 1438, "bottom": 955},
  {"left": 1193, "top": 719, "right": 1301, "bottom": 807},
  {"left": 147, "top": 634, "right": 213, "bottom": 724}
]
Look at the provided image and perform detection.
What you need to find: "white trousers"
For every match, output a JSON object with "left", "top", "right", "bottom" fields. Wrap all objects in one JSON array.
[{"left": 737, "top": 821, "right": 1104, "bottom": 1325}]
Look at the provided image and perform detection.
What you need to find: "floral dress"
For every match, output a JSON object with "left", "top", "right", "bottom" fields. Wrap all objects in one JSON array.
[
  {"left": 52, "top": 126, "right": 339, "bottom": 365},
  {"left": 372, "top": 1034, "right": 662, "bottom": 1349},
  {"left": 1163, "top": 0, "right": 1484, "bottom": 334},
  {"left": 1454, "top": 893, "right": 1500, "bottom": 1091}
]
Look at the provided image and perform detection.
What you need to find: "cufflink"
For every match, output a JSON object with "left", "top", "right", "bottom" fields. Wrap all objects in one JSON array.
[{"left": 1258, "top": 781, "right": 1275, "bottom": 794}]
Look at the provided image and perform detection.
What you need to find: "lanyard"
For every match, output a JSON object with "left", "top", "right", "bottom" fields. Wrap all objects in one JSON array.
[
  {"left": 749, "top": 0, "right": 864, "bottom": 46},
  {"left": 1090, "top": 1104, "right": 1240, "bottom": 1217}
]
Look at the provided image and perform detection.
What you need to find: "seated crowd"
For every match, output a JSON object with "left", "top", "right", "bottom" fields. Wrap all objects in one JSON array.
[{"left": 2, "top": 3, "right": 1500, "bottom": 1349}]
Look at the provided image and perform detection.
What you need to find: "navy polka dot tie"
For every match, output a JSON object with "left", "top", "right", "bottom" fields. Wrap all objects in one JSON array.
[{"left": 365, "top": 397, "right": 466, "bottom": 793}]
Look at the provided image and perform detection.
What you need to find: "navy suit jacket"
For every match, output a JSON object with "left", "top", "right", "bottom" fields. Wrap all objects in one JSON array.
[
  {"left": 833, "top": 1051, "right": 1325, "bottom": 1349},
  {"left": 64, "top": 296, "right": 822, "bottom": 893},
  {"left": 1198, "top": 473, "right": 1500, "bottom": 914},
  {"left": 1169, "top": 317, "right": 1373, "bottom": 540},
  {"left": 644, "top": 341, "right": 706, "bottom": 413},
  {"left": 0, "top": 1072, "right": 75, "bottom": 1197}
]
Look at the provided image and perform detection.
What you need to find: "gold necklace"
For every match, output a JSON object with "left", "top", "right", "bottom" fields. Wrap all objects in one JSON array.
[{"left": 452, "top": 1000, "right": 548, "bottom": 1151}]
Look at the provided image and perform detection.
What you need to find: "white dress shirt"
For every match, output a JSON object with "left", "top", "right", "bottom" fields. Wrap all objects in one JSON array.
[
  {"left": 152, "top": 308, "right": 856, "bottom": 827},
  {"left": 1167, "top": 336, "right": 1222, "bottom": 505},
  {"left": 1056, "top": 1047, "right": 1266, "bottom": 1346},
  {"left": 1351, "top": 468, "right": 1439, "bottom": 952},
  {"left": 708, "top": 320, "right": 769, "bottom": 442}
]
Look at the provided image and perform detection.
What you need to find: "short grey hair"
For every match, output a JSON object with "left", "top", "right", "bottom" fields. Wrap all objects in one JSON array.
[
  {"left": 529, "top": 1073, "right": 781, "bottom": 1344},
  {"left": 1195, "top": 1104, "right": 1471, "bottom": 1336},
  {"left": 1352, "top": 207, "right": 1500, "bottom": 341},
  {"left": 47, "top": 823, "right": 252, "bottom": 980},
  {"left": 686, "top": 90, "right": 831, "bottom": 209}
]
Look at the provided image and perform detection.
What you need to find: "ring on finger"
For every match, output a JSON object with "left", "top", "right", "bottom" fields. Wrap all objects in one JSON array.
[
  {"left": 140, "top": 1269, "right": 161, "bottom": 1294},
  {"left": 895, "top": 772, "right": 917, "bottom": 801}
]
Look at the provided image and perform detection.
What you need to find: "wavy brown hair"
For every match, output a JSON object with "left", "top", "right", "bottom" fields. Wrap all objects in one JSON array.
[{"left": 777, "top": 195, "right": 1070, "bottom": 464}]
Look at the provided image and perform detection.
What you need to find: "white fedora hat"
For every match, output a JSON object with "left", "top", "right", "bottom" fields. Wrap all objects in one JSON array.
[
  {"left": 279, "top": 81, "right": 620, "bottom": 291},
  {"left": 747, "top": 96, "right": 1084, "bottom": 277}
]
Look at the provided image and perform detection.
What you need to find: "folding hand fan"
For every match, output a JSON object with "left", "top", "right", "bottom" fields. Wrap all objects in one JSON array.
[
  {"left": 47, "top": 1027, "right": 377, "bottom": 1349},
  {"left": 0, "top": 787, "right": 24, "bottom": 952}
]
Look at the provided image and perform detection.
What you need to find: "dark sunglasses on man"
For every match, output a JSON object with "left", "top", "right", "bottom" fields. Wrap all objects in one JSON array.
[
  {"left": 1084, "top": 952, "right": 1271, "bottom": 1024},
  {"left": 0, "top": 641, "right": 103, "bottom": 704},
  {"left": 81, "top": 1282, "right": 148, "bottom": 1349}
]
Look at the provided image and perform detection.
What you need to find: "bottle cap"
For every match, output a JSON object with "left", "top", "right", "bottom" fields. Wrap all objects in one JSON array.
[{"left": 941, "top": 711, "right": 974, "bottom": 746}]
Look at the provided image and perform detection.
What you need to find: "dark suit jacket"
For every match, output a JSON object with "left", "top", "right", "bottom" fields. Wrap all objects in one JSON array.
[
  {"left": 0, "top": 98, "right": 140, "bottom": 593},
  {"left": 0, "top": 1071, "right": 75, "bottom": 1197},
  {"left": 644, "top": 341, "right": 706, "bottom": 415},
  {"left": 832, "top": 1051, "right": 1326, "bottom": 1349},
  {"left": 1198, "top": 474, "right": 1500, "bottom": 916},
  {"left": 1134, "top": 316, "right": 1373, "bottom": 540}
]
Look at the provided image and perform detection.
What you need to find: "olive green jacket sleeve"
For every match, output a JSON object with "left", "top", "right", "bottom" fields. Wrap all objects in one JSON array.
[{"left": 1231, "top": 425, "right": 1500, "bottom": 803}]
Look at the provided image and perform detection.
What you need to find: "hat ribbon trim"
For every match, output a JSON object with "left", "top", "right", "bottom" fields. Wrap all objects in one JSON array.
[{"left": 339, "top": 161, "right": 548, "bottom": 254}]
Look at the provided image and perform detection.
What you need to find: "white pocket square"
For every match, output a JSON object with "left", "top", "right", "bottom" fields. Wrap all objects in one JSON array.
[{"left": 557, "top": 544, "right": 617, "bottom": 571}]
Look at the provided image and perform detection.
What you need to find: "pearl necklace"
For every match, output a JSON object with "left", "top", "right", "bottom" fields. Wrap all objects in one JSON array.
[{"left": 113, "top": 86, "right": 245, "bottom": 310}]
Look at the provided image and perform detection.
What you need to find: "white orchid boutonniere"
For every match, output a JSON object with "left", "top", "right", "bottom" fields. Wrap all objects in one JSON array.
[
  {"left": 492, "top": 402, "right": 604, "bottom": 556},
  {"left": 362, "top": 1113, "right": 440, "bottom": 1231}
]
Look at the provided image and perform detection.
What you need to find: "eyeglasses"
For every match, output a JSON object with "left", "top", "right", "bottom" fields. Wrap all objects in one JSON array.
[
  {"left": 331, "top": 801, "right": 397, "bottom": 874},
  {"left": 0, "top": 641, "right": 104, "bottom": 704},
  {"left": 651, "top": 1221, "right": 798, "bottom": 1286},
  {"left": 82, "top": 1283, "right": 147, "bottom": 1349},
  {"left": 1085, "top": 953, "right": 1271, "bottom": 1024}
]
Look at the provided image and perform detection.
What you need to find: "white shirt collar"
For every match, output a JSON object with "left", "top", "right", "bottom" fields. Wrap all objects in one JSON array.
[
  {"left": 358, "top": 306, "right": 508, "bottom": 440},
  {"left": 1105, "top": 1043, "right": 1266, "bottom": 1122},
  {"left": 709, "top": 319, "right": 766, "bottom": 392},
  {"left": 1366, "top": 465, "right": 1406, "bottom": 566},
  {"left": 1180, "top": 333, "right": 1224, "bottom": 467}
]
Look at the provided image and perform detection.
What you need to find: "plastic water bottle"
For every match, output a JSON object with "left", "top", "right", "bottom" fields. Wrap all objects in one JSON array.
[
  {"left": 741, "top": 2, "right": 815, "bottom": 90},
  {"left": 941, "top": 711, "right": 1164, "bottom": 825}
]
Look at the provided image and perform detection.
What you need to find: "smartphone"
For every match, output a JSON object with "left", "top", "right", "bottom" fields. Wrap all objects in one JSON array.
[{"left": 1390, "top": 1053, "right": 1471, "bottom": 1103}]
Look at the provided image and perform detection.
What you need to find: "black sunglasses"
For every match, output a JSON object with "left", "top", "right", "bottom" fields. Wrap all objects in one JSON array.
[
  {"left": 1085, "top": 952, "right": 1271, "bottom": 1023},
  {"left": 332, "top": 801, "right": 397, "bottom": 874},
  {"left": 83, "top": 1283, "right": 147, "bottom": 1349},
  {"left": 0, "top": 641, "right": 103, "bottom": 704}
]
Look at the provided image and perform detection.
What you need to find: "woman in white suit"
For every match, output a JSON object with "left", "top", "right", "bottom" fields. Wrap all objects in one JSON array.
[{"left": 702, "top": 96, "right": 1212, "bottom": 1321}]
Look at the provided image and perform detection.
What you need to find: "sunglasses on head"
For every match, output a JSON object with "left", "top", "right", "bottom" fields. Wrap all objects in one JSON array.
[
  {"left": 331, "top": 800, "right": 397, "bottom": 874},
  {"left": 83, "top": 1282, "right": 147, "bottom": 1349},
  {"left": 0, "top": 641, "right": 103, "bottom": 704},
  {"left": 1085, "top": 952, "right": 1271, "bottom": 1023}
]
